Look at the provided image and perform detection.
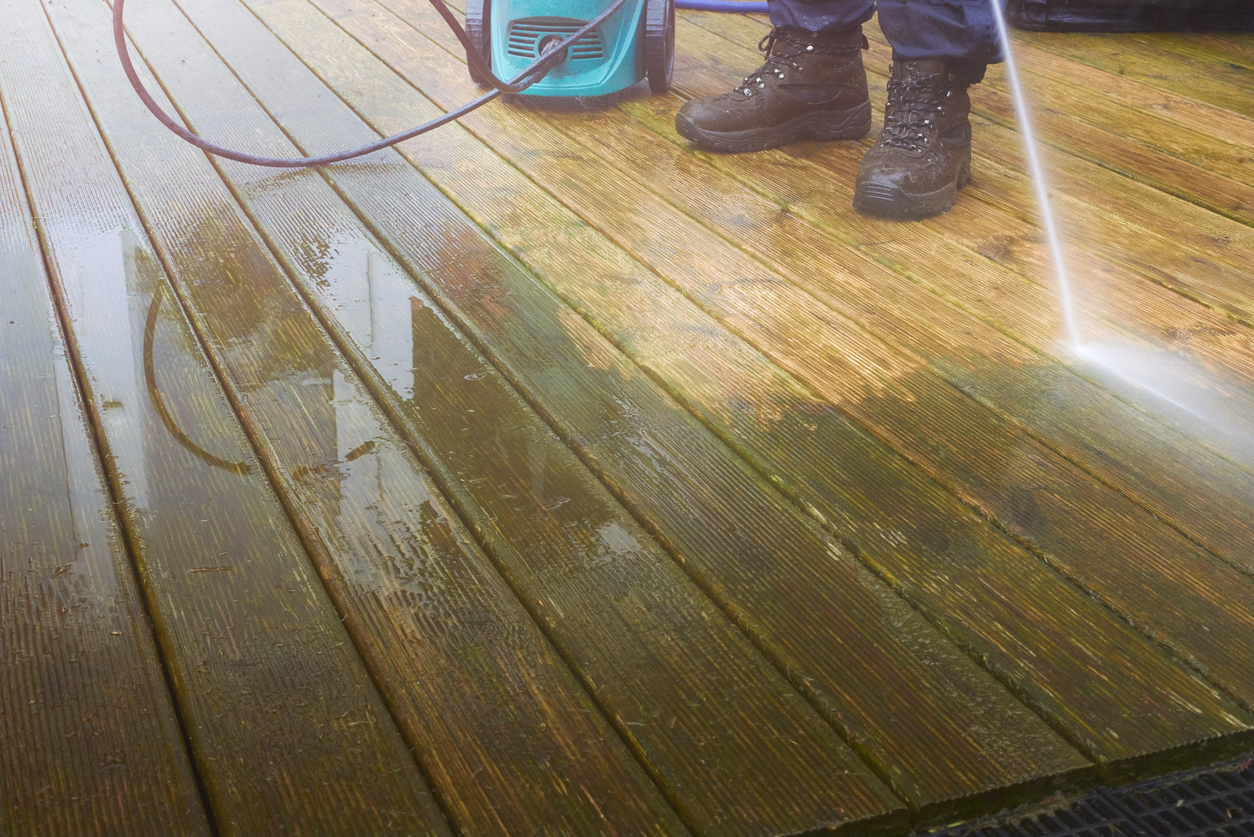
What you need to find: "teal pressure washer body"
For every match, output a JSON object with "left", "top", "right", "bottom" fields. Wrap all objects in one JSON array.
[{"left": 466, "top": 0, "right": 675, "bottom": 95}]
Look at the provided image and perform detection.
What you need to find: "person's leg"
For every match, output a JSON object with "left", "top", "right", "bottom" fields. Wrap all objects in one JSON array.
[
  {"left": 767, "top": 0, "right": 874, "bottom": 36},
  {"left": 673, "top": 0, "right": 875, "bottom": 153},
  {"left": 877, "top": 0, "right": 1003, "bottom": 83},
  {"left": 854, "top": 0, "right": 1005, "bottom": 217}
]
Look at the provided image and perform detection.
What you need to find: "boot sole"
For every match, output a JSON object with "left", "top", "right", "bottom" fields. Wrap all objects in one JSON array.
[
  {"left": 675, "top": 102, "right": 872, "bottom": 153},
  {"left": 853, "top": 151, "right": 972, "bottom": 219}
]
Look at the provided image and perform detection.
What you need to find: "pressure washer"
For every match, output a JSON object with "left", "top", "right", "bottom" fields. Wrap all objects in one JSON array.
[
  {"left": 464, "top": 0, "right": 674, "bottom": 95},
  {"left": 112, "top": 0, "right": 765, "bottom": 168}
]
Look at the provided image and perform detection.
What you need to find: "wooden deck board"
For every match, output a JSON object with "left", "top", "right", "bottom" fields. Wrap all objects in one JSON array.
[
  {"left": 5, "top": 1, "right": 452, "bottom": 833},
  {"left": 220, "top": 0, "right": 1107, "bottom": 816},
  {"left": 164, "top": 0, "right": 1098, "bottom": 818},
  {"left": 4, "top": 0, "right": 1254, "bottom": 833},
  {"left": 0, "top": 60, "right": 210, "bottom": 837},
  {"left": 45, "top": 1, "right": 699, "bottom": 833},
  {"left": 357, "top": 0, "right": 1254, "bottom": 760},
  {"left": 88, "top": 0, "right": 921, "bottom": 832},
  {"left": 661, "top": 12, "right": 1254, "bottom": 573},
  {"left": 1011, "top": 29, "right": 1254, "bottom": 122},
  {"left": 679, "top": 13, "right": 1254, "bottom": 385}
]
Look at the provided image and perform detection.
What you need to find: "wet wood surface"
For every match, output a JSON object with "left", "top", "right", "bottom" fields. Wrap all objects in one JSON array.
[
  {"left": 2, "top": 0, "right": 1252, "bottom": 833},
  {"left": 0, "top": 41, "right": 210, "bottom": 837},
  {"left": 198, "top": 0, "right": 1088, "bottom": 817}
]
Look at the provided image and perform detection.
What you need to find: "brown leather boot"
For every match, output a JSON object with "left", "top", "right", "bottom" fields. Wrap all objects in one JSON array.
[
  {"left": 675, "top": 27, "right": 871, "bottom": 153},
  {"left": 854, "top": 59, "right": 972, "bottom": 218}
]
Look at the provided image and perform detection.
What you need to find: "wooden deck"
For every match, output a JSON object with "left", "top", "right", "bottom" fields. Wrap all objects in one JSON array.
[{"left": 2, "top": 0, "right": 1253, "bottom": 833}]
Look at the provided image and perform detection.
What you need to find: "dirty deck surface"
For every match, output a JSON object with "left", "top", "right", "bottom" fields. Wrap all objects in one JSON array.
[{"left": 3, "top": 0, "right": 1254, "bottom": 834}]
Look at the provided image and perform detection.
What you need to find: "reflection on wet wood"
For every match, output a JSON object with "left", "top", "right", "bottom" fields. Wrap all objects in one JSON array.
[
  {"left": 6, "top": 1, "right": 448, "bottom": 833},
  {"left": 54, "top": 0, "right": 694, "bottom": 833},
  {"left": 129, "top": 0, "right": 908, "bottom": 832},
  {"left": 329, "top": 0, "right": 1254, "bottom": 775},
  {"left": 4, "top": 0, "right": 1254, "bottom": 833},
  {"left": 222, "top": 0, "right": 1098, "bottom": 820},
  {"left": 0, "top": 66, "right": 209, "bottom": 837}
]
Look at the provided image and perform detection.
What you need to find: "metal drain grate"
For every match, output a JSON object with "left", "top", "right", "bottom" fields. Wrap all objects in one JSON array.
[{"left": 923, "top": 754, "right": 1254, "bottom": 837}]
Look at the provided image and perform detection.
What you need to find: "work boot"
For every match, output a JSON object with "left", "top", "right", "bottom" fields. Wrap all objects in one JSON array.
[
  {"left": 854, "top": 59, "right": 972, "bottom": 218},
  {"left": 675, "top": 26, "right": 871, "bottom": 153}
]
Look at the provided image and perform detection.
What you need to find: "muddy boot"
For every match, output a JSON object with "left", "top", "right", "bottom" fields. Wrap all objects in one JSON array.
[
  {"left": 854, "top": 59, "right": 972, "bottom": 218},
  {"left": 675, "top": 26, "right": 871, "bottom": 153}
]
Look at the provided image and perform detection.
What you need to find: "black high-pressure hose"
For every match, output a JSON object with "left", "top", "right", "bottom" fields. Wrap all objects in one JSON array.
[{"left": 112, "top": 0, "right": 630, "bottom": 167}]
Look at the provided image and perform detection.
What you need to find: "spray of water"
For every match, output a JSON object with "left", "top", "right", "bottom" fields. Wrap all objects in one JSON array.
[
  {"left": 988, "top": 0, "right": 1082, "bottom": 349},
  {"left": 1074, "top": 342, "right": 1254, "bottom": 455},
  {"left": 986, "top": 4, "right": 1254, "bottom": 451}
]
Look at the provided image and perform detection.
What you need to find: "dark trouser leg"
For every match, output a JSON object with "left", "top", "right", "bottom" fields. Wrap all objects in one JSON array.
[
  {"left": 765, "top": 0, "right": 875, "bottom": 35},
  {"left": 877, "top": 0, "right": 1006, "bottom": 83}
]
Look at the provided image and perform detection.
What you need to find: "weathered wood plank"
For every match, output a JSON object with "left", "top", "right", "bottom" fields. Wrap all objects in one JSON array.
[
  {"left": 1137, "top": 30, "right": 1254, "bottom": 66},
  {"left": 934, "top": 52, "right": 1254, "bottom": 227},
  {"left": 659, "top": 9, "right": 1254, "bottom": 575},
  {"left": 978, "top": 45, "right": 1254, "bottom": 188},
  {"left": 859, "top": 39, "right": 1243, "bottom": 365},
  {"left": 962, "top": 33, "right": 1254, "bottom": 223},
  {"left": 1182, "top": 33, "right": 1254, "bottom": 63},
  {"left": 210, "top": 0, "right": 1254, "bottom": 798},
  {"left": 0, "top": 70, "right": 210, "bottom": 837},
  {"left": 1010, "top": 29, "right": 1254, "bottom": 121},
  {"left": 546, "top": 18, "right": 1254, "bottom": 716},
  {"left": 662, "top": 11, "right": 1254, "bottom": 559},
  {"left": 3, "top": 2, "right": 451, "bottom": 833},
  {"left": 53, "top": 1, "right": 700, "bottom": 834},
  {"left": 105, "top": 0, "right": 922, "bottom": 834},
  {"left": 363, "top": 0, "right": 1254, "bottom": 771},
  {"left": 953, "top": 149, "right": 1254, "bottom": 334},
  {"left": 678, "top": 12, "right": 1254, "bottom": 334},
  {"left": 1175, "top": 33, "right": 1254, "bottom": 73},
  {"left": 597, "top": 91, "right": 1254, "bottom": 579},
  {"left": 164, "top": 0, "right": 1104, "bottom": 822},
  {"left": 994, "top": 34, "right": 1254, "bottom": 152},
  {"left": 687, "top": 17, "right": 1254, "bottom": 223}
]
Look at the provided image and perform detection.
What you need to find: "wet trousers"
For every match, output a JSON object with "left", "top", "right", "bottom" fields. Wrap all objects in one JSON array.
[{"left": 767, "top": 0, "right": 1008, "bottom": 82}]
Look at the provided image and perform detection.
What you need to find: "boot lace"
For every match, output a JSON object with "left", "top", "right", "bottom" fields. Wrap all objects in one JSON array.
[
  {"left": 880, "top": 72, "right": 953, "bottom": 152},
  {"left": 734, "top": 29, "right": 860, "bottom": 97}
]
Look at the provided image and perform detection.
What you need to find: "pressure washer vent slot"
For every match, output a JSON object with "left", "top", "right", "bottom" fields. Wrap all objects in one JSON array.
[{"left": 506, "top": 18, "right": 606, "bottom": 61}]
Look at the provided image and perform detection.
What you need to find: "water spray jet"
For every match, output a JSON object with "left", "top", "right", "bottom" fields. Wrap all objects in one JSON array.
[
  {"left": 986, "top": 5, "right": 1254, "bottom": 455},
  {"left": 988, "top": 0, "right": 1082, "bottom": 351}
]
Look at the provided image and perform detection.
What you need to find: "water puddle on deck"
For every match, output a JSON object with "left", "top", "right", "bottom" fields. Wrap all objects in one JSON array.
[{"left": 989, "top": 3, "right": 1254, "bottom": 459}]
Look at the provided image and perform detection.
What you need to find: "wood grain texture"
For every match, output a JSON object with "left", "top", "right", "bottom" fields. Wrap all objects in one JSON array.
[
  {"left": 159, "top": 0, "right": 1108, "bottom": 818},
  {"left": 0, "top": 65, "right": 210, "bottom": 837},
  {"left": 360, "top": 0, "right": 1254, "bottom": 771},
  {"left": 115, "top": 1, "right": 920, "bottom": 833},
  {"left": 598, "top": 92, "right": 1254, "bottom": 588},
  {"left": 1010, "top": 29, "right": 1254, "bottom": 124},
  {"left": 910, "top": 36, "right": 1254, "bottom": 315},
  {"left": 6, "top": 0, "right": 1254, "bottom": 832},
  {"left": 5, "top": 1, "right": 450, "bottom": 833},
  {"left": 662, "top": 12, "right": 1254, "bottom": 575},
  {"left": 188, "top": 0, "right": 1118, "bottom": 813},
  {"left": 943, "top": 35, "right": 1254, "bottom": 223},
  {"left": 59, "top": 0, "right": 695, "bottom": 833},
  {"left": 562, "top": 13, "right": 1254, "bottom": 726},
  {"left": 679, "top": 13, "right": 1254, "bottom": 367}
]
